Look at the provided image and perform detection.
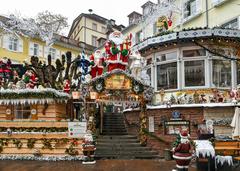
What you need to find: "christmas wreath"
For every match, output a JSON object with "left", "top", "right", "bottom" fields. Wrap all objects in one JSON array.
[
  {"left": 93, "top": 78, "right": 105, "bottom": 93},
  {"left": 132, "top": 80, "right": 144, "bottom": 94}
]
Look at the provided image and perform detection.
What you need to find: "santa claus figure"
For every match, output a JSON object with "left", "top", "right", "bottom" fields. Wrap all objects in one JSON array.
[
  {"left": 4, "top": 58, "right": 12, "bottom": 79},
  {"left": 89, "top": 50, "right": 105, "bottom": 78},
  {"left": 173, "top": 130, "right": 192, "bottom": 170},
  {"left": 63, "top": 79, "right": 70, "bottom": 93},
  {"left": 105, "top": 31, "right": 132, "bottom": 72},
  {"left": 82, "top": 130, "right": 96, "bottom": 164},
  {"left": 230, "top": 88, "right": 239, "bottom": 103},
  {"left": 24, "top": 70, "right": 38, "bottom": 89}
]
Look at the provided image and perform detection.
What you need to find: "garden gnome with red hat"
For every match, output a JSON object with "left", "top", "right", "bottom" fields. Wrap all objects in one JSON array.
[{"left": 172, "top": 130, "right": 193, "bottom": 171}]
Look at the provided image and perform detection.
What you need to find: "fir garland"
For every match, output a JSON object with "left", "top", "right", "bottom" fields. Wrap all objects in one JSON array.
[
  {"left": 27, "top": 139, "right": 36, "bottom": 149},
  {"left": 0, "top": 88, "right": 69, "bottom": 100},
  {"left": 12, "top": 139, "right": 23, "bottom": 149}
]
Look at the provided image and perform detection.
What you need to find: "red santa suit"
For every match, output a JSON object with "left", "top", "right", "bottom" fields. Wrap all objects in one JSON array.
[
  {"left": 64, "top": 80, "right": 70, "bottom": 93},
  {"left": 105, "top": 31, "right": 131, "bottom": 72},
  {"left": 90, "top": 50, "right": 105, "bottom": 78},
  {"left": 173, "top": 131, "right": 192, "bottom": 170}
]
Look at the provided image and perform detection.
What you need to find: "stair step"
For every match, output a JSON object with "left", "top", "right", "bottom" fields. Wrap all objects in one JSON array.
[
  {"left": 96, "top": 146, "right": 151, "bottom": 151},
  {"left": 95, "top": 151, "right": 158, "bottom": 155},
  {"left": 99, "top": 135, "right": 138, "bottom": 139},
  {"left": 97, "top": 139, "right": 138, "bottom": 143},
  {"left": 102, "top": 132, "right": 128, "bottom": 135},
  {"left": 95, "top": 154, "right": 160, "bottom": 159},
  {"left": 96, "top": 142, "right": 142, "bottom": 147}
]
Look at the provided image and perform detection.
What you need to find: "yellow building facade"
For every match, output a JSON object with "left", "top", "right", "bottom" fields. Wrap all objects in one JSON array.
[
  {"left": 174, "top": 0, "right": 240, "bottom": 30},
  {"left": 0, "top": 33, "right": 81, "bottom": 64}
]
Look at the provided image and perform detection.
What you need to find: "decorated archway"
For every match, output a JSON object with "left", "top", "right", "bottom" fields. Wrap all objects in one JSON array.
[{"left": 81, "top": 69, "right": 153, "bottom": 145}]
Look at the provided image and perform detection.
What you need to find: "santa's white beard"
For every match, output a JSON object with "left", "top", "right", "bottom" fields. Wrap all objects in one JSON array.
[{"left": 110, "top": 37, "right": 124, "bottom": 45}]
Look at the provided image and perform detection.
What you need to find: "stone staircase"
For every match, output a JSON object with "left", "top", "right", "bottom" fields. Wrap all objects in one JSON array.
[{"left": 95, "top": 113, "right": 160, "bottom": 159}]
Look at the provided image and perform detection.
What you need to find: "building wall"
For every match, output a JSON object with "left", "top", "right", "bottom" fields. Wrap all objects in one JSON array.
[
  {"left": 124, "top": 107, "right": 203, "bottom": 156},
  {"left": 0, "top": 35, "right": 80, "bottom": 64},
  {"left": 174, "top": 0, "right": 240, "bottom": 30},
  {"left": 124, "top": 106, "right": 234, "bottom": 156}
]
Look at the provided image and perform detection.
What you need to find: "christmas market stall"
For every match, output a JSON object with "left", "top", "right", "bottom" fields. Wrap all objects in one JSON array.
[{"left": 0, "top": 53, "right": 89, "bottom": 160}]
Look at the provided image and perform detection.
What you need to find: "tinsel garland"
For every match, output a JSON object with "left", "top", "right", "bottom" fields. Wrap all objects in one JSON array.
[{"left": 0, "top": 155, "right": 83, "bottom": 161}]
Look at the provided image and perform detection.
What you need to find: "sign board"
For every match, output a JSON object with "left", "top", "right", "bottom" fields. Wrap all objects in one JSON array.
[
  {"left": 105, "top": 74, "right": 131, "bottom": 90},
  {"left": 149, "top": 116, "right": 155, "bottom": 132},
  {"left": 68, "top": 122, "right": 87, "bottom": 138},
  {"left": 164, "top": 120, "right": 190, "bottom": 135}
]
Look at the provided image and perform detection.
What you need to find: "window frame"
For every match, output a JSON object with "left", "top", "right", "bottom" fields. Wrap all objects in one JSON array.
[
  {"left": 92, "top": 35, "right": 98, "bottom": 47},
  {"left": 49, "top": 48, "right": 56, "bottom": 60},
  {"left": 155, "top": 49, "right": 179, "bottom": 91},
  {"left": 92, "top": 23, "right": 98, "bottom": 31},
  {"left": 9, "top": 37, "right": 18, "bottom": 51},
  {"left": 212, "top": 57, "right": 232, "bottom": 88},
  {"left": 33, "top": 43, "right": 39, "bottom": 56},
  {"left": 13, "top": 104, "right": 31, "bottom": 120},
  {"left": 181, "top": 47, "right": 207, "bottom": 89}
]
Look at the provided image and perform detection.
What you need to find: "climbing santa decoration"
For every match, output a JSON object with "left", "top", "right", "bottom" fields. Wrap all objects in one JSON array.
[
  {"left": 105, "top": 31, "right": 132, "bottom": 72},
  {"left": 172, "top": 130, "right": 193, "bottom": 170},
  {"left": 89, "top": 50, "right": 105, "bottom": 78}
]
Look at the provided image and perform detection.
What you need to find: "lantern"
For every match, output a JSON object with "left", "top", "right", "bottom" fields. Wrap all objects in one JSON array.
[
  {"left": 72, "top": 91, "right": 81, "bottom": 99},
  {"left": 90, "top": 92, "right": 98, "bottom": 100}
]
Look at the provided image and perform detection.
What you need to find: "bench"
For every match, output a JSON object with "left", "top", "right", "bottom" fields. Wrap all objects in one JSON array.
[{"left": 214, "top": 141, "right": 239, "bottom": 156}]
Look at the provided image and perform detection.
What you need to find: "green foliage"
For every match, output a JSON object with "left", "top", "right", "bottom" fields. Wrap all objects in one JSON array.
[
  {"left": 0, "top": 127, "right": 68, "bottom": 133},
  {"left": 12, "top": 139, "right": 23, "bottom": 149},
  {"left": 0, "top": 90, "right": 69, "bottom": 100},
  {"left": 27, "top": 139, "right": 36, "bottom": 149},
  {"left": 41, "top": 139, "right": 53, "bottom": 150},
  {"left": 65, "top": 144, "right": 79, "bottom": 156}
]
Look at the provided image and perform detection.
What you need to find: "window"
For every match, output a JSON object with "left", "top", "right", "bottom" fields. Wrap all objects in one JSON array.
[
  {"left": 184, "top": 0, "right": 200, "bottom": 19},
  {"left": 156, "top": 51, "right": 177, "bottom": 62},
  {"left": 14, "top": 105, "right": 31, "bottom": 119},
  {"left": 33, "top": 43, "right": 39, "bottom": 56},
  {"left": 101, "top": 26, "right": 106, "bottom": 33},
  {"left": 221, "top": 18, "right": 239, "bottom": 29},
  {"left": 184, "top": 60, "right": 205, "bottom": 87},
  {"left": 49, "top": 48, "right": 56, "bottom": 60},
  {"left": 147, "top": 68, "right": 151, "bottom": 86},
  {"left": 183, "top": 49, "right": 206, "bottom": 57},
  {"left": 9, "top": 37, "right": 18, "bottom": 51},
  {"left": 237, "top": 61, "right": 240, "bottom": 85},
  {"left": 92, "top": 36, "right": 97, "bottom": 47},
  {"left": 92, "top": 23, "right": 97, "bottom": 31},
  {"left": 135, "top": 31, "right": 143, "bottom": 44},
  {"left": 157, "top": 62, "right": 177, "bottom": 90},
  {"left": 212, "top": 0, "right": 227, "bottom": 7},
  {"left": 213, "top": 60, "right": 231, "bottom": 87}
]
